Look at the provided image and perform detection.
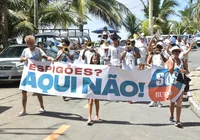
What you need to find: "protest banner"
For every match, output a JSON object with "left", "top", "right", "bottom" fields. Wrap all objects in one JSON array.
[{"left": 19, "top": 60, "right": 185, "bottom": 102}]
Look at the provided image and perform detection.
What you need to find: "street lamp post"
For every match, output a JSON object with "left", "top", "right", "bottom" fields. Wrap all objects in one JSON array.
[{"left": 149, "top": 0, "right": 153, "bottom": 36}]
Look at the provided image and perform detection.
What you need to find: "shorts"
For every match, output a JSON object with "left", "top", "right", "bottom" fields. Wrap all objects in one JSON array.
[{"left": 137, "top": 57, "right": 146, "bottom": 64}]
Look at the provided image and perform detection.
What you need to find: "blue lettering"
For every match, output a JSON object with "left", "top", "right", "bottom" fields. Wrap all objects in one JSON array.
[
  {"left": 71, "top": 76, "right": 77, "bottom": 93},
  {"left": 120, "top": 81, "right": 138, "bottom": 97},
  {"left": 102, "top": 79, "right": 120, "bottom": 96},
  {"left": 54, "top": 75, "right": 70, "bottom": 92},
  {"left": 21, "top": 71, "right": 37, "bottom": 88},
  {"left": 38, "top": 74, "right": 53, "bottom": 93},
  {"left": 82, "top": 77, "right": 102, "bottom": 95}
]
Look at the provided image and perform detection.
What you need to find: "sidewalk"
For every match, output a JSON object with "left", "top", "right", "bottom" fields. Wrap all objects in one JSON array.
[{"left": 188, "top": 69, "right": 200, "bottom": 118}]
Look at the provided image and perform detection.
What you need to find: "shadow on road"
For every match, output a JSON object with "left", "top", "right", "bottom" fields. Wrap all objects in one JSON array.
[
  {"left": 0, "top": 106, "right": 12, "bottom": 114},
  {"left": 27, "top": 111, "right": 200, "bottom": 127},
  {"left": 183, "top": 122, "right": 200, "bottom": 127},
  {"left": 29, "top": 111, "right": 87, "bottom": 121},
  {"left": 190, "top": 88, "right": 200, "bottom": 92},
  {"left": 0, "top": 82, "right": 20, "bottom": 88}
]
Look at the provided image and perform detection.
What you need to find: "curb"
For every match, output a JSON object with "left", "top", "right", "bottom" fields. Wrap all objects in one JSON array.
[
  {"left": 188, "top": 68, "right": 200, "bottom": 118},
  {"left": 188, "top": 96, "right": 200, "bottom": 118}
]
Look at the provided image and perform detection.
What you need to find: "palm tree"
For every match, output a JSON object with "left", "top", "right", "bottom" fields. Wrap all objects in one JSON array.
[
  {"left": 7, "top": 0, "right": 78, "bottom": 39},
  {"left": 178, "top": 0, "right": 199, "bottom": 34},
  {"left": 123, "top": 14, "right": 140, "bottom": 38},
  {"left": 0, "top": 0, "right": 9, "bottom": 47},
  {"left": 140, "top": 0, "right": 178, "bottom": 34},
  {"left": 71, "top": 0, "right": 131, "bottom": 30},
  {"left": 170, "top": 21, "right": 185, "bottom": 35}
]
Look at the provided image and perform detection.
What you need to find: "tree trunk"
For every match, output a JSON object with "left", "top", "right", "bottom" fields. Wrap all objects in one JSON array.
[{"left": 0, "top": 0, "right": 8, "bottom": 48}]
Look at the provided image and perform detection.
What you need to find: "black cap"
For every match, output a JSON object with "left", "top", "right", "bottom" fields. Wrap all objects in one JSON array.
[{"left": 112, "top": 36, "right": 118, "bottom": 40}]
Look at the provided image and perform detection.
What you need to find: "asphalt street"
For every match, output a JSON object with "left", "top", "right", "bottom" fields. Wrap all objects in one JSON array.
[{"left": 0, "top": 48, "right": 200, "bottom": 140}]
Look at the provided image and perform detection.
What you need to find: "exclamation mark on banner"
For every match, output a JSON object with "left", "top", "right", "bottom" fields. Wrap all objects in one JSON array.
[{"left": 138, "top": 83, "right": 145, "bottom": 97}]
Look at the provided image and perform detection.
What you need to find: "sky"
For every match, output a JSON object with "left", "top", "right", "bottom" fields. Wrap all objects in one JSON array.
[{"left": 80, "top": 0, "right": 187, "bottom": 41}]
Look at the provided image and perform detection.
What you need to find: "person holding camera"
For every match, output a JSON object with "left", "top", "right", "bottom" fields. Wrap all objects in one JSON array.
[
  {"left": 121, "top": 39, "right": 141, "bottom": 71},
  {"left": 147, "top": 42, "right": 167, "bottom": 107}
]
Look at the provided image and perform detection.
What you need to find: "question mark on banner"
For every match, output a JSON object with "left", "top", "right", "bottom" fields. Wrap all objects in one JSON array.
[{"left": 95, "top": 69, "right": 102, "bottom": 76}]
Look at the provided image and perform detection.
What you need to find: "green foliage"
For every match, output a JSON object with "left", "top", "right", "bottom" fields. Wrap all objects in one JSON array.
[
  {"left": 123, "top": 14, "right": 140, "bottom": 38},
  {"left": 140, "top": 0, "right": 178, "bottom": 34}
]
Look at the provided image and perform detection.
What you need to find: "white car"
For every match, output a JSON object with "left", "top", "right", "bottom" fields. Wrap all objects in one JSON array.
[
  {"left": 195, "top": 33, "right": 200, "bottom": 47},
  {"left": 0, "top": 44, "right": 57, "bottom": 82}
]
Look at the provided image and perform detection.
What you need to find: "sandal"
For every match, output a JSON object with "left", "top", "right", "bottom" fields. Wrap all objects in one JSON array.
[
  {"left": 18, "top": 112, "right": 27, "bottom": 117},
  {"left": 39, "top": 108, "right": 46, "bottom": 113},
  {"left": 87, "top": 120, "right": 93, "bottom": 125}
]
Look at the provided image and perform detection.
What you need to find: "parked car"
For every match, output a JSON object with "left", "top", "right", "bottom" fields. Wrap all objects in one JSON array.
[
  {"left": 195, "top": 33, "right": 200, "bottom": 47},
  {"left": 0, "top": 44, "right": 57, "bottom": 82}
]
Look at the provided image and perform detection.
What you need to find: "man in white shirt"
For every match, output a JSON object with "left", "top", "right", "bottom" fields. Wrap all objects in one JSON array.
[
  {"left": 121, "top": 40, "right": 140, "bottom": 70},
  {"left": 107, "top": 36, "right": 124, "bottom": 67},
  {"left": 147, "top": 42, "right": 167, "bottom": 107},
  {"left": 98, "top": 40, "right": 110, "bottom": 65},
  {"left": 135, "top": 34, "right": 148, "bottom": 70}
]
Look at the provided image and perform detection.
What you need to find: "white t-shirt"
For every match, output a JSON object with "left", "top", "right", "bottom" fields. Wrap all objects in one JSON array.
[
  {"left": 84, "top": 50, "right": 95, "bottom": 64},
  {"left": 180, "top": 43, "right": 189, "bottom": 59},
  {"left": 20, "top": 47, "right": 46, "bottom": 61},
  {"left": 122, "top": 50, "right": 135, "bottom": 70},
  {"left": 108, "top": 45, "right": 124, "bottom": 66},
  {"left": 98, "top": 44, "right": 109, "bottom": 64},
  {"left": 135, "top": 41, "right": 147, "bottom": 58},
  {"left": 152, "top": 54, "right": 165, "bottom": 68},
  {"left": 78, "top": 49, "right": 85, "bottom": 63}
]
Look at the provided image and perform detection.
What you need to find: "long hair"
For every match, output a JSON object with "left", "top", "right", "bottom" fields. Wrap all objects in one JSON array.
[{"left": 90, "top": 53, "right": 100, "bottom": 65}]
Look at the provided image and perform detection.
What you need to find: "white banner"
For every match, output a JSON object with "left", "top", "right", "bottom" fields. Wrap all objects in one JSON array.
[{"left": 19, "top": 60, "right": 185, "bottom": 102}]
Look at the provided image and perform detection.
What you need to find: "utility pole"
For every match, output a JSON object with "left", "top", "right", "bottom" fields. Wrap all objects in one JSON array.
[
  {"left": 34, "top": 0, "right": 38, "bottom": 30},
  {"left": 149, "top": 0, "right": 153, "bottom": 36}
]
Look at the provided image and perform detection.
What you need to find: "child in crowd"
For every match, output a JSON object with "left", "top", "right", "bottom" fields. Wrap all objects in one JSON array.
[{"left": 87, "top": 54, "right": 101, "bottom": 125}]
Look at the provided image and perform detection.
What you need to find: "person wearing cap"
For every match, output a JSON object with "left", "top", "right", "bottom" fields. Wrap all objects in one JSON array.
[
  {"left": 167, "top": 45, "right": 191, "bottom": 128},
  {"left": 147, "top": 42, "right": 167, "bottom": 107},
  {"left": 19, "top": 35, "right": 54, "bottom": 117},
  {"left": 107, "top": 36, "right": 124, "bottom": 67}
]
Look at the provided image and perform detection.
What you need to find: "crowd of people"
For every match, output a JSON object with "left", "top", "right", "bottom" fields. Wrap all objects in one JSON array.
[{"left": 18, "top": 28, "right": 194, "bottom": 127}]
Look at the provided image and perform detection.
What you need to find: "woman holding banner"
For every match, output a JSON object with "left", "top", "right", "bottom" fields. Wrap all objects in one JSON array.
[
  {"left": 167, "top": 45, "right": 191, "bottom": 128},
  {"left": 19, "top": 35, "right": 54, "bottom": 117}
]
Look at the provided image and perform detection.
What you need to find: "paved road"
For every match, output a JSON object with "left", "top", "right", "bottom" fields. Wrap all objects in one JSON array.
[{"left": 0, "top": 49, "right": 200, "bottom": 140}]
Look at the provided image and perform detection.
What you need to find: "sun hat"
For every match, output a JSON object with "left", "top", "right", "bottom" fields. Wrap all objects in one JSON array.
[
  {"left": 171, "top": 45, "right": 181, "bottom": 52},
  {"left": 156, "top": 42, "right": 164, "bottom": 48}
]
